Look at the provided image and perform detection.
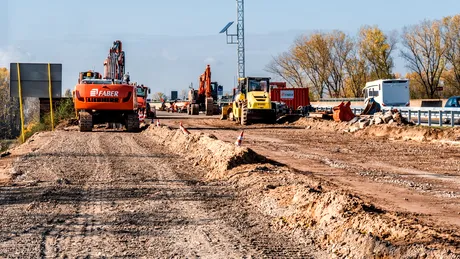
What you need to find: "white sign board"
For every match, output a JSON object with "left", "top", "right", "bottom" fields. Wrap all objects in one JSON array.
[{"left": 280, "top": 90, "right": 294, "bottom": 100}]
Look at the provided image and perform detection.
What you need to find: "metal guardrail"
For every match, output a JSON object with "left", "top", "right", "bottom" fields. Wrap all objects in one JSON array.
[
  {"left": 314, "top": 105, "right": 460, "bottom": 127},
  {"left": 318, "top": 98, "right": 365, "bottom": 102}
]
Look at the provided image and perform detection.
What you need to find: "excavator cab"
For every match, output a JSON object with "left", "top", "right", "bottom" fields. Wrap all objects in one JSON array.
[
  {"left": 78, "top": 71, "right": 102, "bottom": 84},
  {"left": 210, "top": 82, "right": 219, "bottom": 100}
]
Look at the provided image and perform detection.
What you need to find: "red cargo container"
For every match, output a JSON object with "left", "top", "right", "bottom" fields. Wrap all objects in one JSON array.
[{"left": 270, "top": 87, "right": 310, "bottom": 109}]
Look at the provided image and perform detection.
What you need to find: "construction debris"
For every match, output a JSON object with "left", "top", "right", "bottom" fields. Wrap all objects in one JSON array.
[
  {"left": 332, "top": 101, "right": 355, "bottom": 122},
  {"left": 344, "top": 109, "right": 414, "bottom": 132}
]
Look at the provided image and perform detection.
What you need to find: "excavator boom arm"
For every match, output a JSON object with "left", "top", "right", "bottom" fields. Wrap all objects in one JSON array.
[
  {"left": 198, "top": 64, "right": 212, "bottom": 98},
  {"left": 104, "top": 40, "right": 126, "bottom": 80}
]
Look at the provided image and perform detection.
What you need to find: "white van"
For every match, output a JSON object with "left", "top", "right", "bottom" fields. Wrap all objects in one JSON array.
[{"left": 363, "top": 79, "right": 410, "bottom": 107}]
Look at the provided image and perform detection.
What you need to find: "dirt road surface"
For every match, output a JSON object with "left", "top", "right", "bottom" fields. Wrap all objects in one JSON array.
[
  {"left": 0, "top": 130, "right": 323, "bottom": 258},
  {"left": 1, "top": 111, "right": 460, "bottom": 258},
  {"left": 158, "top": 111, "right": 460, "bottom": 232}
]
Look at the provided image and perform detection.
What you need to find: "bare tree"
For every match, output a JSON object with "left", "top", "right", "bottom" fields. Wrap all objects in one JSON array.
[
  {"left": 344, "top": 47, "right": 369, "bottom": 98},
  {"left": 358, "top": 25, "right": 397, "bottom": 80},
  {"left": 264, "top": 51, "right": 306, "bottom": 88},
  {"left": 293, "top": 33, "right": 329, "bottom": 98},
  {"left": 400, "top": 19, "right": 448, "bottom": 98},
  {"left": 0, "top": 68, "right": 20, "bottom": 139},
  {"left": 325, "top": 30, "right": 354, "bottom": 97},
  {"left": 153, "top": 92, "right": 167, "bottom": 101},
  {"left": 442, "top": 15, "right": 460, "bottom": 91}
]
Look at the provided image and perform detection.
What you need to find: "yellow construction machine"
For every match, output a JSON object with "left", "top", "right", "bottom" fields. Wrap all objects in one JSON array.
[{"left": 221, "top": 77, "right": 276, "bottom": 125}]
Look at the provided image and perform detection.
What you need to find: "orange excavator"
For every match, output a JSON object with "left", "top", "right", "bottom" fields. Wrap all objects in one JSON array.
[
  {"left": 187, "top": 64, "right": 221, "bottom": 115},
  {"left": 73, "top": 40, "right": 140, "bottom": 132},
  {"left": 134, "top": 83, "right": 154, "bottom": 118}
]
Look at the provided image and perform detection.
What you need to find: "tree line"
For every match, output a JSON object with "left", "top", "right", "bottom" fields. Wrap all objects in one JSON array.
[
  {"left": 0, "top": 68, "right": 21, "bottom": 139},
  {"left": 265, "top": 14, "right": 460, "bottom": 100}
]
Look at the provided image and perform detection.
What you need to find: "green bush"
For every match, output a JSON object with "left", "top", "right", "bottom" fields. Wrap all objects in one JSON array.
[
  {"left": 18, "top": 98, "right": 76, "bottom": 143},
  {"left": 54, "top": 98, "right": 76, "bottom": 122}
]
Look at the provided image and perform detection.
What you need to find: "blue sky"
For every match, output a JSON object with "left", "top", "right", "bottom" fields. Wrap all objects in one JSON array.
[{"left": 1, "top": 0, "right": 459, "bottom": 97}]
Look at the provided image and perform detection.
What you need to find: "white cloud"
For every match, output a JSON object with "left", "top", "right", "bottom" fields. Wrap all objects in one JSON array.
[
  {"left": 204, "top": 56, "right": 223, "bottom": 66},
  {"left": 0, "top": 46, "right": 35, "bottom": 68},
  {"left": 161, "top": 49, "right": 178, "bottom": 61},
  {"left": 204, "top": 57, "right": 215, "bottom": 64}
]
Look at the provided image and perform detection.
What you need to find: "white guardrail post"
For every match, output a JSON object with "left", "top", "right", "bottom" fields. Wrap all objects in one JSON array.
[
  {"left": 428, "top": 110, "right": 431, "bottom": 126},
  {"left": 417, "top": 110, "right": 421, "bottom": 126},
  {"left": 439, "top": 111, "right": 443, "bottom": 127}
]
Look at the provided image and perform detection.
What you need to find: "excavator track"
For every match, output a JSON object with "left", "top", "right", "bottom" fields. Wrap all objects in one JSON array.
[
  {"left": 205, "top": 97, "right": 214, "bottom": 116},
  {"left": 79, "top": 112, "right": 93, "bottom": 132},
  {"left": 191, "top": 104, "right": 199, "bottom": 115},
  {"left": 126, "top": 113, "right": 140, "bottom": 132}
]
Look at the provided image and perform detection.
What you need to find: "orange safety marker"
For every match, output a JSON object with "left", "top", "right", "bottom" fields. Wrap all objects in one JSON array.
[
  {"left": 235, "top": 130, "right": 244, "bottom": 146},
  {"left": 180, "top": 122, "right": 190, "bottom": 135}
]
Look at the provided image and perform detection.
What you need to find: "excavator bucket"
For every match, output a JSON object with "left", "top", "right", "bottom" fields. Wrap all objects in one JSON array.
[
  {"left": 332, "top": 101, "right": 355, "bottom": 122},
  {"left": 361, "top": 98, "right": 381, "bottom": 115}
]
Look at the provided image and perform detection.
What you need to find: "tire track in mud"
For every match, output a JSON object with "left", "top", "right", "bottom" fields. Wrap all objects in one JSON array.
[{"left": 40, "top": 133, "right": 108, "bottom": 258}]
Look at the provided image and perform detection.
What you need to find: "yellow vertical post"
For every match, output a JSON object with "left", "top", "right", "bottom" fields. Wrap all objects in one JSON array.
[
  {"left": 48, "top": 63, "right": 54, "bottom": 131},
  {"left": 16, "top": 63, "right": 25, "bottom": 143}
]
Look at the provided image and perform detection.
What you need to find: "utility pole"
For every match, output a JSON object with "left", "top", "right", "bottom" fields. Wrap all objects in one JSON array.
[{"left": 219, "top": 0, "right": 245, "bottom": 79}]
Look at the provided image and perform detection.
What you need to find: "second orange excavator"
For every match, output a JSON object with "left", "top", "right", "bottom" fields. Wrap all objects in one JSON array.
[
  {"left": 134, "top": 82, "right": 155, "bottom": 118},
  {"left": 187, "top": 65, "right": 222, "bottom": 115}
]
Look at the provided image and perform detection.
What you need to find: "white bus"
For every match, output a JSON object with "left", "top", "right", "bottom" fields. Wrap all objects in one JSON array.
[{"left": 363, "top": 79, "right": 410, "bottom": 107}]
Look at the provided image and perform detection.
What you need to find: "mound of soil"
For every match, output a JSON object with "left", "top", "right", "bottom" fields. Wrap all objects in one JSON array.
[
  {"left": 143, "top": 125, "right": 269, "bottom": 177},
  {"left": 295, "top": 117, "right": 460, "bottom": 143},
  {"left": 358, "top": 124, "right": 460, "bottom": 143},
  {"left": 55, "top": 118, "right": 79, "bottom": 130},
  {"left": 294, "top": 117, "right": 350, "bottom": 131},
  {"left": 224, "top": 164, "right": 460, "bottom": 258},
  {"left": 143, "top": 124, "right": 460, "bottom": 258}
]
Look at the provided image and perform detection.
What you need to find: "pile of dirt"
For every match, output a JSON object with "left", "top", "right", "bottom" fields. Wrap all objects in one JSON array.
[
  {"left": 55, "top": 118, "right": 79, "bottom": 130},
  {"left": 294, "top": 117, "right": 350, "bottom": 132},
  {"left": 223, "top": 164, "right": 460, "bottom": 258},
  {"left": 357, "top": 124, "right": 460, "bottom": 143},
  {"left": 0, "top": 132, "right": 46, "bottom": 185},
  {"left": 295, "top": 117, "right": 460, "bottom": 143},
  {"left": 142, "top": 125, "right": 269, "bottom": 177},
  {"left": 144, "top": 124, "right": 460, "bottom": 258}
]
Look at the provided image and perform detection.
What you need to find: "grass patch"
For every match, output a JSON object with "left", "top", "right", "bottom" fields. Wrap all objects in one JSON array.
[{"left": 17, "top": 98, "right": 75, "bottom": 143}]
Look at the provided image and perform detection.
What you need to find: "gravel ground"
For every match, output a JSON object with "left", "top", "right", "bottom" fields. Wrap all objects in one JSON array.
[
  {"left": 158, "top": 112, "right": 460, "bottom": 231},
  {"left": 0, "top": 131, "right": 324, "bottom": 258}
]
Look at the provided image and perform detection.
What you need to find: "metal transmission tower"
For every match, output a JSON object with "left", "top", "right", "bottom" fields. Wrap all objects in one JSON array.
[{"left": 219, "top": 0, "right": 245, "bottom": 79}]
